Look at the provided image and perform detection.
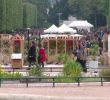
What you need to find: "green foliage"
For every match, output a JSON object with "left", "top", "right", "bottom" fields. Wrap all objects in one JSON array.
[
  {"left": 90, "top": 44, "right": 98, "bottom": 56},
  {"left": 68, "top": 0, "right": 107, "bottom": 27},
  {"left": 29, "top": 66, "right": 42, "bottom": 76},
  {"left": 57, "top": 54, "right": 70, "bottom": 64},
  {"left": 23, "top": 2, "right": 37, "bottom": 28},
  {"left": 55, "top": 76, "right": 77, "bottom": 83},
  {"left": 57, "top": 54, "right": 63, "bottom": 63},
  {"left": 0, "top": 0, "right": 38, "bottom": 32},
  {"left": 0, "top": 0, "right": 23, "bottom": 33},
  {"left": 81, "top": 77, "right": 101, "bottom": 82},
  {"left": 55, "top": 59, "right": 82, "bottom": 82},
  {"left": 26, "top": 0, "right": 50, "bottom": 28},
  {"left": 48, "top": 0, "right": 71, "bottom": 26},
  {"left": 0, "top": 67, "right": 22, "bottom": 79},
  {"left": 0, "top": 72, "right": 22, "bottom": 79},
  {"left": 64, "top": 59, "right": 82, "bottom": 77},
  {"left": 100, "top": 67, "right": 110, "bottom": 81}
]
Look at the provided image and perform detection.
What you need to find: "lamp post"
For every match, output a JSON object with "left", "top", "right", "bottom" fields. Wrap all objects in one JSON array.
[
  {"left": 27, "top": 28, "right": 31, "bottom": 51},
  {"left": 57, "top": 13, "right": 62, "bottom": 26},
  {"left": 26, "top": 28, "right": 31, "bottom": 69}
]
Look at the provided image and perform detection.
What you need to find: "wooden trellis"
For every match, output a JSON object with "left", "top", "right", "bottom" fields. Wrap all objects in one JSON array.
[{"left": 0, "top": 34, "right": 12, "bottom": 64}]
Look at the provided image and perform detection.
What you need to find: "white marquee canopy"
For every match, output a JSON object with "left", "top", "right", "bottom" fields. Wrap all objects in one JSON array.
[
  {"left": 68, "top": 20, "right": 93, "bottom": 32},
  {"left": 44, "top": 24, "right": 59, "bottom": 33},
  {"left": 58, "top": 24, "right": 77, "bottom": 33},
  {"left": 44, "top": 24, "right": 77, "bottom": 34},
  {"left": 41, "top": 34, "right": 83, "bottom": 39}
]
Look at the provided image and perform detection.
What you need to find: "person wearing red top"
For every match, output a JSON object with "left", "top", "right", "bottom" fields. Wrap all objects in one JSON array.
[{"left": 38, "top": 44, "right": 46, "bottom": 68}]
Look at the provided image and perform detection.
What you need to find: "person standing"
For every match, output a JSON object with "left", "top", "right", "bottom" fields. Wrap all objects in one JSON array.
[
  {"left": 28, "top": 41, "right": 36, "bottom": 69},
  {"left": 38, "top": 44, "right": 46, "bottom": 68},
  {"left": 86, "top": 40, "right": 91, "bottom": 56}
]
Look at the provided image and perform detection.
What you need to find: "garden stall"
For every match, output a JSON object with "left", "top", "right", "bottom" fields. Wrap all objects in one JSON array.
[{"left": 11, "top": 34, "right": 24, "bottom": 68}]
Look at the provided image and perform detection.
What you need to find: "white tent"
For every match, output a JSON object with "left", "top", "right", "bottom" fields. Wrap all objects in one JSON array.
[
  {"left": 58, "top": 24, "right": 77, "bottom": 33},
  {"left": 44, "top": 24, "right": 59, "bottom": 33},
  {"left": 41, "top": 34, "right": 83, "bottom": 39},
  {"left": 68, "top": 20, "right": 93, "bottom": 32},
  {"left": 41, "top": 34, "right": 57, "bottom": 39}
]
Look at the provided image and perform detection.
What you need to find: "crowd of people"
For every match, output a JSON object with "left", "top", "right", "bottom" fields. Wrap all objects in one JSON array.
[
  {"left": 28, "top": 41, "right": 46, "bottom": 70},
  {"left": 72, "top": 27, "right": 108, "bottom": 72},
  {"left": 73, "top": 38, "right": 91, "bottom": 72},
  {"left": 27, "top": 27, "right": 108, "bottom": 72}
]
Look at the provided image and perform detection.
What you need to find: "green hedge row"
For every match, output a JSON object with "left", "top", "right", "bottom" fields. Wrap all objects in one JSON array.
[
  {"left": 23, "top": 2, "right": 37, "bottom": 28},
  {"left": 0, "top": 0, "right": 37, "bottom": 33}
]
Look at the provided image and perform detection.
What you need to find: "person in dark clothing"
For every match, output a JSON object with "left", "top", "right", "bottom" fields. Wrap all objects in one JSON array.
[
  {"left": 86, "top": 40, "right": 91, "bottom": 56},
  {"left": 80, "top": 48, "right": 87, "bottom": 72},
  {"left": 99, "top": 40, "right": 103, "bottom": 55},
  {"left": 28, "top": 41, "right": 36, "bottom": 69}
]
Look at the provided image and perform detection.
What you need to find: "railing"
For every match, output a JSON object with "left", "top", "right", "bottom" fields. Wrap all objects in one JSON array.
[
  {"left": 1, "top": 67, "right": 107, "bottom": 73},
  {"left": 0, "top": 76, "right": 110, "bottom": 87},
  {"left": 1, "top": 67, "right": 63, "bottom": 72}
]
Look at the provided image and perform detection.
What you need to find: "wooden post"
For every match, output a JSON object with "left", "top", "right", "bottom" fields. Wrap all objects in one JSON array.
[
  {"left": 56, "top": 38, "right": 57, "bottom": 55},
  {"left": 73, "top": 37, "right": 74, "bottom": 51},
  {"left": 48, "top": 39, "right": 49, "bottom": 57},
  {"left": 65, "top": 37, "right": 66, "bottom": 54}
]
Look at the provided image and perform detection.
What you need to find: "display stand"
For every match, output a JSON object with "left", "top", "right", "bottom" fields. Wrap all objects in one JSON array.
[{"left": 11, "top": 34, "right": 24, "bottom": 68}]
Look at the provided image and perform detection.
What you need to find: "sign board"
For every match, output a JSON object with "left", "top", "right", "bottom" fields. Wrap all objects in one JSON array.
[
  {"left": 88, "top": 61, "right": 98, "bottom": 72},
  {"left": 88, "top": 61, "right": 98, "bottom": 68},
  {"left": 11, "top": 53, "right": 22, "bottom": 59}
]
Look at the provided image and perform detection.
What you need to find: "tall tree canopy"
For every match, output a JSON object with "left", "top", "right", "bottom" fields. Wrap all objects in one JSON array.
[
  {"left": 0, "top": 0, "right": 38, "bottom": 33},
  {"left": 0, "top": 0, "right": 23, "bottom": 33},
  {"left": 48, "top": 0, "right": 71, "bottom": 26},
  {"left": 68, "top": 0, "right": 109, "bottom": 28},
  {"left": 26, "top": 0, "right": 50, "bottom": 28}
]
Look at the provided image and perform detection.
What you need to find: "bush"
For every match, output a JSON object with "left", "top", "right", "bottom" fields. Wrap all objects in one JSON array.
[
  {"left": 57, "top": 54, "right": 70, "bottom": 64},
  {"left": 55, "top": 76, "right": 77, "bottom": 83},
  {"left": 29, "top": 65, "right": 42, "bottom": 76},
  {"left": 0, "top": 72, "right": 22, "bottom": 79},
  {"left": 55, "top": 60, "right": 82, "bottom": 82},
  {"left": 100, "top": 67, "right": 110, "bottom": 81},
  {"left": 57, "top": 54, "right": 63, "bottom": 63},
  {"left": 64, "top": 59, "right": 82, "bottom": 77},
  {"left": 90, "top": 44, "right": 98, "bottom": 56},
  {"left": 0, "top": 66, "right": 22, "bottom": 79}
]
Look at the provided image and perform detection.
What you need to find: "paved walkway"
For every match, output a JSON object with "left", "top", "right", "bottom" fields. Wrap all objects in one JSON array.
[{"left": 0, "top": 85, "right": 110, "bottom": 100}]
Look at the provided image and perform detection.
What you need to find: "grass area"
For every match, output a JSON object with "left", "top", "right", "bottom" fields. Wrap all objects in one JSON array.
[{"left": 81, "top": 77, "right": 102, "bottom": 82}]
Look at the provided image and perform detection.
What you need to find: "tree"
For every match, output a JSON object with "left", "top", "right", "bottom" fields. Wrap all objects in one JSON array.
[
  {"left": 23, "top": 2, "right": 37, "bottom": 28},
  {"left": 68, "top": 0, "right": 107, "bottom": 28},
  {"left": 99, "top": 0, "right": 109, "bottom": 27},
  {"left": 0, "top": 0, "right": 23, "bottom": 33},
  {"left": 25, "top": 0, "right": 50, "bottom": 28},
  {"left": 48, "top": 0, "right": 71, "bottom": 26}
]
